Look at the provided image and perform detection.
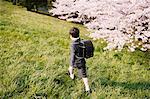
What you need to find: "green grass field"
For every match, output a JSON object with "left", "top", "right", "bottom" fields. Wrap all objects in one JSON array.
[{"left": 0, "top": 0, "right": 150, "bottom": 98}]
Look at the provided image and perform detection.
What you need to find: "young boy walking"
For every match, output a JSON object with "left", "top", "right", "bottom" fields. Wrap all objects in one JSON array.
[{"left": 68, "top": 27, "right": 91, "bottom": 93}]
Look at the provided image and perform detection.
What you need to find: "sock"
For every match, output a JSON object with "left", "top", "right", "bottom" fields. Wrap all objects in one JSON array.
[
  {"left": 70, "top": 74, "right": 74, "bottom": 79},
  {"left": 83, "top": 78, "right": 90, "bottom": 91},
  {"left": 68, "top": 66, "right": 74, "bottom": 79}
]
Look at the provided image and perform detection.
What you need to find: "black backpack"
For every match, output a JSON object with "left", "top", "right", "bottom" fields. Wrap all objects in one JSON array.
[{"left": 79, "top": 40, "right": 94, "bottom": 59}]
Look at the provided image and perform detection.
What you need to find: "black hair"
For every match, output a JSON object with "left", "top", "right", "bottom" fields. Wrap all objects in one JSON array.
[{"left": 69, "top": 27, "right": 79, "bottom": 38}]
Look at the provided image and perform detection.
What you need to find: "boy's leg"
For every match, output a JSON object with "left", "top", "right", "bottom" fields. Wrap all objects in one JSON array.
[
  {"left": 68, "top": 66, "right": 74, "bottom": 79},
  {"left": 82, "top": 78, "right": 90, "bottom": 91},
  {"left": 78, "top": 67, "right": 91, "bottom": 92}
]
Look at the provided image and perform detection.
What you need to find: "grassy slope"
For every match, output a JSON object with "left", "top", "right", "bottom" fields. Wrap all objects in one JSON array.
[{"left": 0, "top": 1, "right": 150, "bottom": 99}]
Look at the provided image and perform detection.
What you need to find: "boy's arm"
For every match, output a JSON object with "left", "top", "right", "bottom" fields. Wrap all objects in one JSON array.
[{"left": 70, "top": 44, "right": 76, "bottom": 67}]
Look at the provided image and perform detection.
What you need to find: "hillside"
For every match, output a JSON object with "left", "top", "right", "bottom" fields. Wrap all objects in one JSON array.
[{"left": 0, "top": 0, "right": 150, "bottom": 98}]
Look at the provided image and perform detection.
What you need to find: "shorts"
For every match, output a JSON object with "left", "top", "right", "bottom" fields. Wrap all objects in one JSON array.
[{"left": 78, "top": 65, "right": 87, "bottom": 78}]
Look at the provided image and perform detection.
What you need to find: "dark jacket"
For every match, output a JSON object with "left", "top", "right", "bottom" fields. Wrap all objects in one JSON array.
[{"left": 70, "top": 38, "right": 86, "bottom": 68}]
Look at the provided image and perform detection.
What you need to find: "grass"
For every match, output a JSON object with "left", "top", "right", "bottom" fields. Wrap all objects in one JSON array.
[{"left": 0, "top": 0, "right": 150, "bottom": 98}]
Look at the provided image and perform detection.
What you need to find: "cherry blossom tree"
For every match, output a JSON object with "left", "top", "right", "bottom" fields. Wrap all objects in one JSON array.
[{"left": 49, "top": 0, "right": 150, "bottom": 51}]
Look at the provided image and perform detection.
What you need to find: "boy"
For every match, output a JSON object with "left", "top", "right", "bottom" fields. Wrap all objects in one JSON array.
[{"left": 68, "top": 27, "right": 91, "bottom": 93}]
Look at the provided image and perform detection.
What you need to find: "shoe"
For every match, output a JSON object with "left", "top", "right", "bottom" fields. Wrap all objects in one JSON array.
[
  {"left": 85, "top": 89, "right": 92, "bottom": 94},
  {"left": 66, "top": 71, "right": 75, "bottom": 80}
]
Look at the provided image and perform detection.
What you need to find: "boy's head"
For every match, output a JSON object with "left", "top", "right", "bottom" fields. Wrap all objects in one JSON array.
[{"left": 69, "top": 27, "right": 79, "bottom": 38}]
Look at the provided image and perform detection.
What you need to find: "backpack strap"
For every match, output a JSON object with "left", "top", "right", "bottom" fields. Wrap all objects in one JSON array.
[{"left": 75, "top": 40, "right": 85, "bottom": 59}]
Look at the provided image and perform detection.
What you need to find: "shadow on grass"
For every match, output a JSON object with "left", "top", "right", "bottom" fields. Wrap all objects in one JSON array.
[
  {"left": 91, "top": 78, "right": 150, "bottom": 90},
  {"left": 99, "top": 78, "right": 150, "bottom": 90}
]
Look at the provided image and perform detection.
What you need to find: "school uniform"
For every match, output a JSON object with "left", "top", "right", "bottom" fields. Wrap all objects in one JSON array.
[{"left": 70, "top": 38, "right": 87, "bottom": 78}]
